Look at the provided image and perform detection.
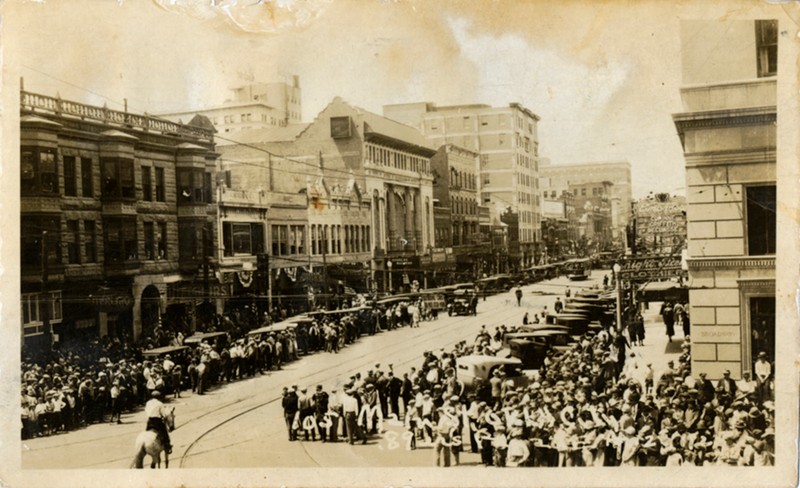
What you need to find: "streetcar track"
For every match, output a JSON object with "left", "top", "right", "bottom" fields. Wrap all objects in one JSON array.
[{"left": 177, "top": 298, "right": 525, "bottom": 468}]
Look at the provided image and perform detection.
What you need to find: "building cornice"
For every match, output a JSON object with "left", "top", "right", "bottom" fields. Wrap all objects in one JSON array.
[
  {"left": 673, "top": 108, "right": 776, "bottom": 133},
  {"left": 687, "top": 255, "right": 775, "bottom": 271},
  {"left": 736, "top": 278, "right": 775, "bottom": 290}
]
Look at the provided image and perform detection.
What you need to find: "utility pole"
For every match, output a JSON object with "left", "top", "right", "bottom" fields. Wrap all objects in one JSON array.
[
  {"left": 41, "top": 230, "right": 51, "bottom": 355},
  {"left": 322, "top": 225, "right": 329, "bottom": 310},
  {"left": 202, "top": 225, "right": 210, "bottom": 330}
]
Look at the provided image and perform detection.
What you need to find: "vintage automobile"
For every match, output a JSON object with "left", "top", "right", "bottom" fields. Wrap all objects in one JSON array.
[
  {"left": 476, "top": 274, "right": 515, "bottom": 296},
  {"left": 516, "top": 324, "right": 572, "bottom": 336},
  {"left": 507, "top": 338, "right": 550, "bottom": 369},
  {"left": 455, "top": 355, "right": 529, "bottom": 391},
  {"left": 142, "top": 345, "right": 190, "bottom": 358},
  {"left": 503, "top": 330, "right": 575, "bottom": 350},
  {"left": 447, "top": 290, "right": 474, "bottom": 316},
  {"left": 183, "top": 331, "right": 229, "bottom": 350}
]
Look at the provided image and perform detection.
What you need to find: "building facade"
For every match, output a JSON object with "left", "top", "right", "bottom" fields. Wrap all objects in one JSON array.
[
  {"left": 384, "top": 102, "right": 542, "bottom": 269},
  {"left": 219, "top": 97, "right": 436, "bottom": 301},
  {"left": 540, "top": 191, "right": 578, "bottom": 262},
  {"left": 673, "top": 19, "right": 777, "bottom": 379},
  {"left": 20, "top": 90, "right": 218, "bottom": 350},
  {"left": 161, "top": 77, "right": 302, "bottom": 135},
  {"left": 540, "top": 160, "right": 632, "bottom": 245},
  {"left": 429, "top": 144, "right": 482, "bottom": 280}
]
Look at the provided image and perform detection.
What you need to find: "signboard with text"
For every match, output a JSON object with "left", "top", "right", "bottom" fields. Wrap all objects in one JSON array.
[{"left": 619, "top": 256, "right": 686, "bottom": 282}]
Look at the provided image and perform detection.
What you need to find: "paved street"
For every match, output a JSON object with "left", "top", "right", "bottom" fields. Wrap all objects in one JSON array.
[{"left": 21, "top": 270, "right": 684, "bottom": 469}]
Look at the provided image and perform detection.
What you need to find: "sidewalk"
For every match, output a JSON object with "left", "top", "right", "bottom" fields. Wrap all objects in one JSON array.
[{"left": 625, "top": 301, "right": 687, "bottom": 382}]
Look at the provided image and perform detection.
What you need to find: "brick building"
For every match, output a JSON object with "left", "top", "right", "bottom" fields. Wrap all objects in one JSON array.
[{"left": 20, "top": 89, "right": 218, "bottom": 350}]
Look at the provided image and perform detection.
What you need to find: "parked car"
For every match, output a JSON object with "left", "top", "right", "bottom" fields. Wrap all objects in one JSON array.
[
  {"left": 507, "top": 338, "right": 550, "bottom": 369},
  {"left": 455, "top": 355, "right": 529, "bottom": 391}
]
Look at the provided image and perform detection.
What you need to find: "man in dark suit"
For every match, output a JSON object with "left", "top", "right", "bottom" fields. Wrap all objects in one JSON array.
[
  {"left": 386, "top": 371, "right": 403, "bottom": 419},
  {"left": 716, "top": 370, "right": 737, "bottom": 405},
  {"left": 696, "top": 372, "right": 716, "bottom": 404},
  {"left": 400, "top": 373, "right": 413, "bottom": 419},
  {"left": 282, "top": 386, "right": 299, "bottom": 441},
  {"left": 376, "top": 371, "right": 390, "bottom": 418}
]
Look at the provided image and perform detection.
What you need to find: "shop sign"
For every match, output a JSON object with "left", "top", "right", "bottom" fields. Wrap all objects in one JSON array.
[
  {"left": 89, "top": 295, "right": 133, "bottom": 312},
  {"left": 619, "top": 256, "right": 684, "bottom": 281}
]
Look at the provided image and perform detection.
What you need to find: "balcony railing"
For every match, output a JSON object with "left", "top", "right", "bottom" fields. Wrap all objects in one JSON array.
[{"left": 21, "top": 91, "right": 214, "bottom": 143}]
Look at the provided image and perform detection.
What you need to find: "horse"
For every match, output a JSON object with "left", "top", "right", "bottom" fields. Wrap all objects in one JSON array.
[{"left": 130, "top": 406, "right": 176, "bottom": 469}]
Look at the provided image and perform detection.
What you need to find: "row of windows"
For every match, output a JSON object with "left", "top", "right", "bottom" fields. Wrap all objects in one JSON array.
[
  {"left": 271, "top": 224, "right": 306, "bottom": 256},
  {"left": 20, "top": 216, "right": 170, "bottom": 267},
  {"left": 428, "top": 115, "right": 534, "bottom": 136},
  {"left": 451, "top": 196, "right": 478, "bottom": 216},
  {"left": 20, "top": 187, "right": 775, "bottom": 265},
  {"left": 366, "top": 143, "right": 431, "bottom": 175},
  {"left": 518, "top": 172, "right": 534, "bottom": 188},
  {"left": 450, "top": 167, "right": 476, "bottom": 190},
  {"left": 434, "top": 222, "right": 481, "bottom": 247},
  {"left": 22, "top": 146, "right": 211, "bottom": 205},
  {"left": 544, "top": 190, "right": 565, "bottom": 199},
  {"left": 308, "top": 224, "right": 371, "bottom": 256}
]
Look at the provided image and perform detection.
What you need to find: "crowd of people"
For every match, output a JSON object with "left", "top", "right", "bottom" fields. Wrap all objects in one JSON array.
[
  {"left": 280, "top": 313, "right": 775, "bottom": 468},
  {"left": 19, "top": 295, "right": 439, "bottom": 440},
  {"left": 22, "top": 281, "right": 776, "bottom": 469}
]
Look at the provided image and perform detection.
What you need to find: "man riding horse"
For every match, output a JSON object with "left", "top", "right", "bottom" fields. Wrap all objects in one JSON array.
[{"left": 145, "top": 390, "right": 172, "bottom": 454}]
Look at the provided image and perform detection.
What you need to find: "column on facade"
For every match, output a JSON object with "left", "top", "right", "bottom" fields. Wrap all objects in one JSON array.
[
  {"left": 403, "top": 187, "right": 414, "bottom": 251},
  {"left": 372, "top": 191, "right": 381, "bottom": 252},
  {"left": 379, "top": 191, "right": 387, "bottom": 252},
  {"left": 385, "top": 184, "right": 394, "bottom": 250},
  {"left": 413, "top": 190, "right": 423, "bottom": 252}
]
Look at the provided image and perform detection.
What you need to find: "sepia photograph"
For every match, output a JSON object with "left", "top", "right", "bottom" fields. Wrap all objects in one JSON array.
[{"left": 1, "top": 1, "right": 798, "bottom": 487}]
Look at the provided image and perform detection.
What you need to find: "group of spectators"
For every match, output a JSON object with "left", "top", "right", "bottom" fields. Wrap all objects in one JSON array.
[
  {"left": 22, "top": 285, "right": 777, "bottom": 469},
  {"left": 451, "top": 331, "right": 775, "bottom": 467},
  {"left": 279, "top": 308, "right": 775, "bottom": 468},
  {"left": 20, "top": 295, "right": 437, "bottom": 441}
]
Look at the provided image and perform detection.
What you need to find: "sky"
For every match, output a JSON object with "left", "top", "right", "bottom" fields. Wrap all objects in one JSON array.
[{"left": 4, "top": 0, "right": 789, "bottom": 198}]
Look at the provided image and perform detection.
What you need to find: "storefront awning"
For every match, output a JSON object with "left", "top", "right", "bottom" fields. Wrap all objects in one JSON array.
[{"left": 637, "top": 281, "right": 688, "bottom": 303}]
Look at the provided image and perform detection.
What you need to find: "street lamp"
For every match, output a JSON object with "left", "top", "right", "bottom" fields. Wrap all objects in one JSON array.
[{"left": 613, "top": 262, "right": 623, "bottom": 333}]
